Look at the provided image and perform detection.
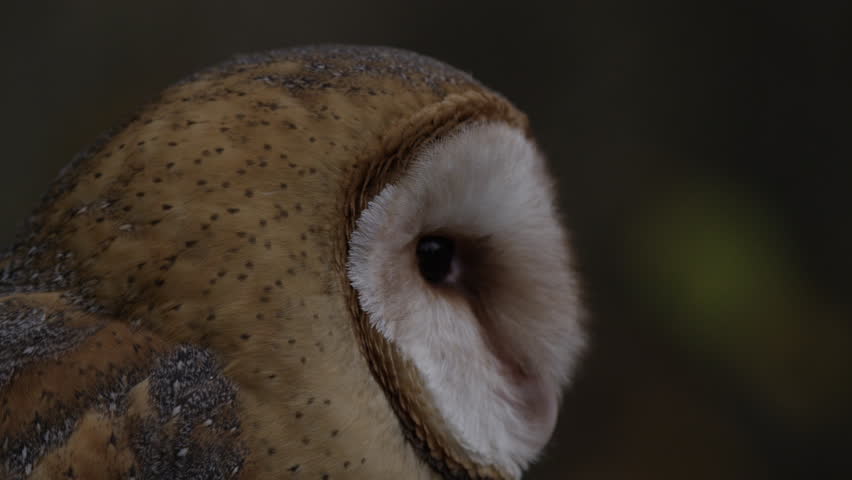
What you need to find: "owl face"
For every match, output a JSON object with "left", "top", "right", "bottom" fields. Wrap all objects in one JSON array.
[{"left": 348, "top": 122, "right": 584, "bottom": 476}]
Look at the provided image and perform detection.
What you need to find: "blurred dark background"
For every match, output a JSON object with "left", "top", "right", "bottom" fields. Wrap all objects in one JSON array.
[{"left": 1, "top": 1, "right": 849, "bottom": 478}]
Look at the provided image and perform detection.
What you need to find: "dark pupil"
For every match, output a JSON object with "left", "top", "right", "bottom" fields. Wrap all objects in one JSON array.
[{"left": 416, "top": 236, "right": 454, "bottom": 283}]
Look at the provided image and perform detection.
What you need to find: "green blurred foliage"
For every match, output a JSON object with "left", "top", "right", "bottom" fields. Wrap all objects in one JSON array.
[{"left": 628, "top": 180, "right": 852, "bottom": 430}]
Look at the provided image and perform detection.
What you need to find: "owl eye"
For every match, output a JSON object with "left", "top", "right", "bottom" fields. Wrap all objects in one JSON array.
[{"left": 416, "top": 235, "right": 455, "bottom": 284}]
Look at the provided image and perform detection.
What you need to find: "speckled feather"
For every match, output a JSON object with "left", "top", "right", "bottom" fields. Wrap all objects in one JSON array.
[{"left": 0, "top": 45, "right": 528, "bottom": 479}]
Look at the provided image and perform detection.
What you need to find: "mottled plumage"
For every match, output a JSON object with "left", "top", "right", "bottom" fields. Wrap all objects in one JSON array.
[{"left": 0, "top": 45, "right": 583, "bottom": 480}]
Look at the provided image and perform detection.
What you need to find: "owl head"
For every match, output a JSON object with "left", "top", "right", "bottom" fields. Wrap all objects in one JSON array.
[{"left": 1, "top": 45, "right": 584, "bottom": 479}]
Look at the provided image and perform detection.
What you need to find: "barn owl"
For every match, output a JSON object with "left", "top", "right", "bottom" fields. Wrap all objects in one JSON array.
[{"left": 0, "top": 45, "right": 584, "bottom": 479}]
